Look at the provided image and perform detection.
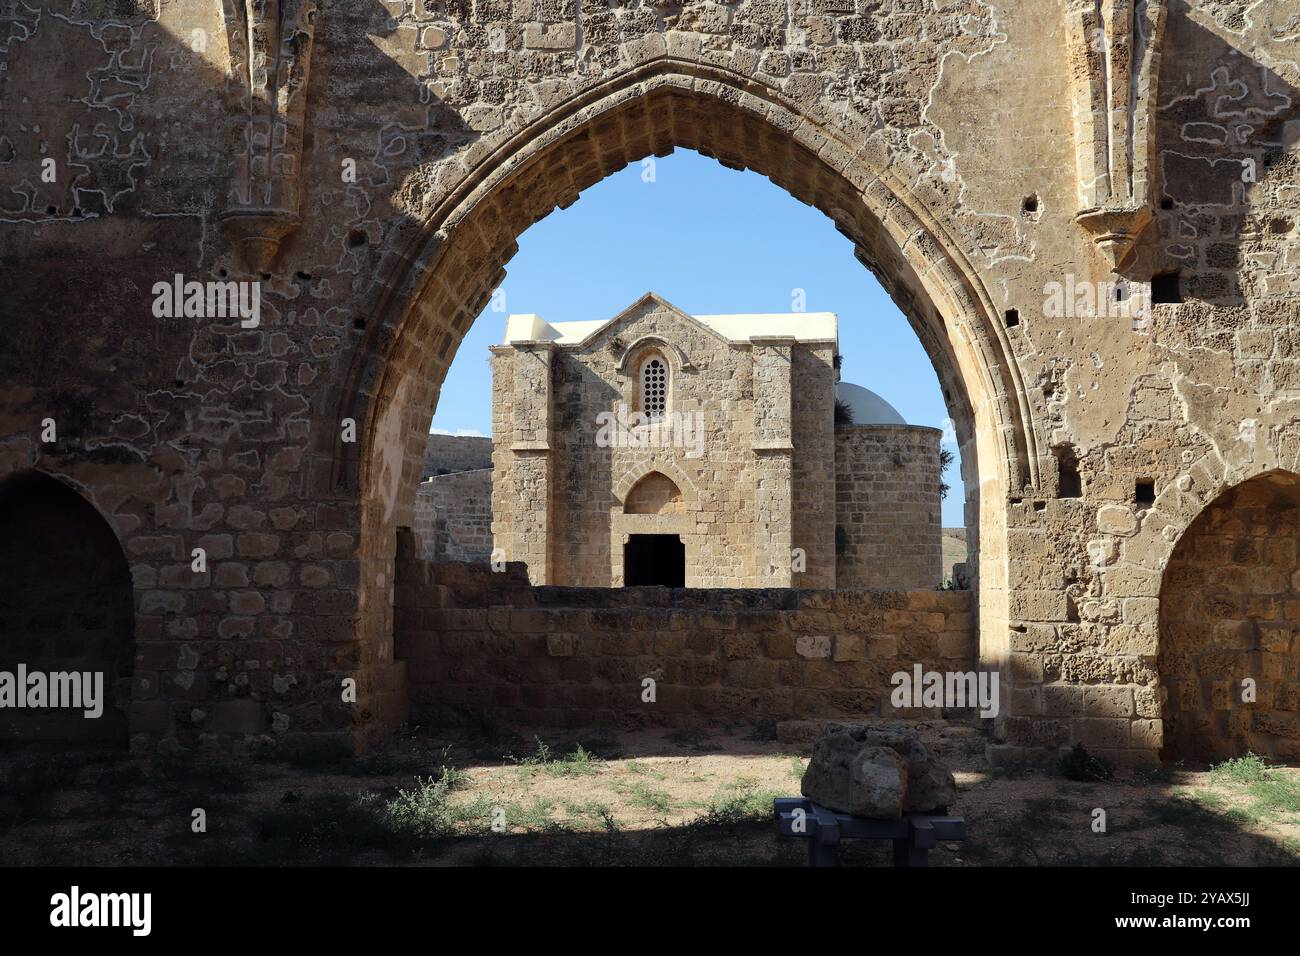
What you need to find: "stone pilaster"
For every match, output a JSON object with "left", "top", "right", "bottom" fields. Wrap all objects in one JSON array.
[
  {"left": 508, "top": 342, "right": 555, "bottom": 584},
  {"left": 751, "top": 338, "right": 794, "bottom": 587}
]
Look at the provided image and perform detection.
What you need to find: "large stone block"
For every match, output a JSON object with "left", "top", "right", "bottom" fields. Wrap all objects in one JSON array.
[{"left": 799, "top": 722, "right": 957, "bottom": 818}]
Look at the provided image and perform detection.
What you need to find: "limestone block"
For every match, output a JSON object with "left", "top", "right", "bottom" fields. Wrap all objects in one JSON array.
[{"left": 800, "top": 722, "right": 957, "bottom": 818}]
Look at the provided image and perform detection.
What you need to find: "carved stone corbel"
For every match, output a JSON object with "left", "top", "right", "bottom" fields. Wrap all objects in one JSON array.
[
  {"left": 1065, "top": 0, "right": 1167, "bottom": 271},
  {"left": 219, "top": 0, "right": 318, "bottom": 273}
]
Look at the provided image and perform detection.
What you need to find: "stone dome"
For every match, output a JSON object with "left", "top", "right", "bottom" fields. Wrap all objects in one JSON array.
[{"left": 836, "top": 382, "right": 907, "bottom": 426}]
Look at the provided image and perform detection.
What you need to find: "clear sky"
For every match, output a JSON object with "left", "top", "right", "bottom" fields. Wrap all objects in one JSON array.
[{"left": 431, "top": 148, "right": 965, "bottom": 527}]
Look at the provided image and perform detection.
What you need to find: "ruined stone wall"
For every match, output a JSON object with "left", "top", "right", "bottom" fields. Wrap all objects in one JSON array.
[
  {"left": 395, "top": 559, "right": 975, "bottom": 730},
  {"left": 835, "top": 425, "right": 942, "bottom": 589},
  {"left": 413, "top": 468, "right": 494, "bottom": 563},
  {"left": 1, "top": 0, "right": 1297, "bottom": 762},
  {"left": 421, "top": 434, "right": 493, "bottom": 479}
]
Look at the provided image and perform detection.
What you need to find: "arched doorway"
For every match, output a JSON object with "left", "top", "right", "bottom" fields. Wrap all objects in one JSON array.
[
  {"left": 1159, "top": 470, "right": 1300, "bottom": 763},
  {"left": 0, "top": 471, "right": 134, "bottom": 746},
  {"left": 340, "top": 61, "right": 1039, "bottom": 676},
  {"left": 621, "top": 471, "right": 687, "bottom": 587}
]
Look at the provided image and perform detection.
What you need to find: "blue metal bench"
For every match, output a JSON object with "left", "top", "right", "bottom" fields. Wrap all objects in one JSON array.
[{"left": 773, "top": 797, "right": 966, "bottom": 867}]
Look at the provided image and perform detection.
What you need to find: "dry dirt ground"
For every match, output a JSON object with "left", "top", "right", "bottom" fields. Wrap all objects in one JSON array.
[{"left": 1, "top": 719, "right": 1298, "bottom": 867}]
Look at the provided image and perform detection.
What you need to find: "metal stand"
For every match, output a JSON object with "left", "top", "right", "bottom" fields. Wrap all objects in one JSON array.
[{"left": 773, "top": 797, "right": 966, "bottom": 867}]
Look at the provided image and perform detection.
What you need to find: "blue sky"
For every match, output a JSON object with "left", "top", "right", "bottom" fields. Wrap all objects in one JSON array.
[{"left": 431, "top": 148, "right": 965, "bottom": 527}]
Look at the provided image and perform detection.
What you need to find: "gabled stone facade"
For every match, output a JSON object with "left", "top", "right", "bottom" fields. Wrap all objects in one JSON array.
[{"left": 489, "top": 292, "right": 941, "bottom": 589}]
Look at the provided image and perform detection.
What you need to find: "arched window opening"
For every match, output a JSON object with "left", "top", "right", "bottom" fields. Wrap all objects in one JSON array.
[{"left": 640, "top": 355, "right": 667, "bottom": 422}]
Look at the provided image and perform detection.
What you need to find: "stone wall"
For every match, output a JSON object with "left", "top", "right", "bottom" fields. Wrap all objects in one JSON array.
[
  {"left": 835, "top": 425, "right": 943, "bottom": 590},
  {"left": 395, "top": 556, "right": 975, "bottom": 730},
  {"left": 413, "top": 469, "right": 494, "bottom": 564},
  {"left": 421, "top": 434, "right": 493, "bottom": 480}
]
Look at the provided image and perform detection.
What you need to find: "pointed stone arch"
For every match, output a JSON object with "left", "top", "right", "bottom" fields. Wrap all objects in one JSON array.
[
  {"left": 621, "top": 470, "right": 686, "bottom": 516},
  {"left": 337, "top": 53, "right": 1041, "bottom": 678},
  {"left": 613, "top": 459, "right": 699, "bottom": 510}
]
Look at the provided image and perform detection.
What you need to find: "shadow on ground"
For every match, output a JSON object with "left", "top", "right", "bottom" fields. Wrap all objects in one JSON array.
[{"left": 1, "top": 723, "right": 1297, "bottom": 866}]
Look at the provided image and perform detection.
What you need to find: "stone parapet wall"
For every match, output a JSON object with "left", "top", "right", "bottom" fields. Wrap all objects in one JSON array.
[
  {"left": 422, "top": 435, "right": 494, "bottom": 479},
  {"left": 835, "top": 425, "right": 943, "bottom": 590},
  {"left": 394, "top": 558, "right": 975, "bottom": 730},
  {"left": 413, "top": 469, "right": 494, "bottom": 564}
]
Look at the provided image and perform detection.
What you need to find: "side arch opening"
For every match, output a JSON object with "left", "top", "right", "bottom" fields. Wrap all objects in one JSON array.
[
  {"left": 1159, "top": 470, "right": 1300, "bottom": 763},
  {"left": 0, "top": 471, "right": 134, "bottom": 748}
]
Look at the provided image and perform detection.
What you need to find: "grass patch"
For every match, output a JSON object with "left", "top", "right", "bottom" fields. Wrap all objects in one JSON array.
[
  {"left": 624, "top": 781, "right": 675, "bottom": 814},
  {"left": 507, "top": 738, "right": 601, "bottom": 778},
  {"left": 497, "top": 797, "right": 563, "bottom": 833},
  {"left": 1244, "top": 774, "right": 1300, "bottom": 816},
  {"left": 693, "top": 783, "right": 779, "bottom": 828},
  {"left": 1210, "top": 753, "right": 1271, "bottom": 786},
  {"left": 1209, "top": 753, "right": 1300, "bottom": 820}
]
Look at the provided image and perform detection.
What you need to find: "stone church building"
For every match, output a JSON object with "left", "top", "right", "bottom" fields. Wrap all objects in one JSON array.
[
  {"left": 4, "top": 0, "right": 1298, "bottom": 767},
  {"left": 489, "top": 293, "right": 941, "bottom": 590}
]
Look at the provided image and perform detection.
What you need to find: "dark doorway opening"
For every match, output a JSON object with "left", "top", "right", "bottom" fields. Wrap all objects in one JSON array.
[
  {"left": 624, "top": 534, "right": 685, "bottom": 587},
  {"left": 0, "top": 471, "right": 134, "bottom": 747}
]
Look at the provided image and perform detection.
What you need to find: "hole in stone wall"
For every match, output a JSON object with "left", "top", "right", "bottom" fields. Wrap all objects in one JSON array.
[
  {"left": 1005, "top": 308, "right": 1020, "bottom": 327},
  {"left": 1160, "top": 195, "right": 1174, "bottom": 210},
  {"left": 348, "top": 229, "right": 367, "bottom": 247},
  {"left": 1054, "top": 445, "right": 1082, "bottom": 498},
  {"left": 1021, "top": 195, "right": 1039, "bottom": 217},
  {"left": 1135, "top": 479, "right": 1155, "bottom": 506},
  {"left": 1151, "top": 271, "right": 1183, "bottom": 304}
]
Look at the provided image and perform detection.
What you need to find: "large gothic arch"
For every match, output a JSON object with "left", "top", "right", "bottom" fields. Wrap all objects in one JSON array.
[{"left": 338, "top": 57, "right": 1042, "bottom": 670}]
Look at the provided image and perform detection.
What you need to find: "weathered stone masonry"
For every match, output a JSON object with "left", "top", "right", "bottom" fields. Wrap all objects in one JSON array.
[
  {"left": 396, "top": 555, "right": 975, "bottom": 729},
  {"left": 1, "top": 1, "right": 1298, "bottom": 764},
  {"left": 414, "top": 467, "right": 493, "bottom": 561}
]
